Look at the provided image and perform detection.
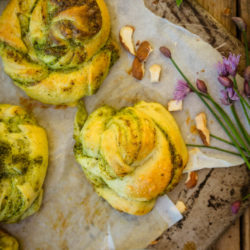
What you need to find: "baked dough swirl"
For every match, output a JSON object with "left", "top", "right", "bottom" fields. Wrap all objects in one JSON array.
[
  {"left": 0, "top": 104, "right": 48, "bottom": 223},
  {"left": 0, "top": 230, "right": 19, "bottom": 250},
  {"left": 74, "top": 101, "right": 188, "bottom": 215},
  {"left": 0, "top": 0, "right": 118, "bottom": 105}
]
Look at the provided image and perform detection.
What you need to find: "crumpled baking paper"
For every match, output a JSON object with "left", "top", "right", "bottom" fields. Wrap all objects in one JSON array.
[{"left": 0, "top": 0, "right": 248, "bottom": 249}]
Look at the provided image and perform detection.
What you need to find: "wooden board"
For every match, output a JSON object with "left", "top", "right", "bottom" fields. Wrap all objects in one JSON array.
[
  {"left": 143, "top": 0, "right": 250, "bottom": 249},
  {"left": 144, "top": 0, "right": 246, "bottom": 73}
]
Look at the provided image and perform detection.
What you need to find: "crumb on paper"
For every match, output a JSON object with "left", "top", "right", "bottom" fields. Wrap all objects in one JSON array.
[
  {"left": 185, "top": 172, "right": 198, "bottom": 189},
  {"left": 195, "top": 112, "right": 210, "bottom": 146},
  {"left": 119, "top": 25, "right": 136, "bottom": 55},
  {"left": 127, "top": 67, "right": 133, "bottom": 75},
  {"left": 54, "top": 105, "right": 68, "bottom": 110},
  {"left": 149, "top": 64, "right": 161, "bottom": 82},
  {"left": 132, "top": 57, "right": 145, "bottom": 80},
  {"left": 186, "top": 116, "right": 191, "bottom": 125},
  {"left": 175, "top": 201, "right": 187, "bottom": 214},
  {"left": 19, "top": 97, "right": 50, "bottom": 111},
  {"left": 136, "top": 41, "right": 153, "bottom": 62},
  {"left": 168, "top": 100, "right": 182, "bottom": 111},
  {"left": 190, "top": 125, "right": 198, "bottom": 134}
]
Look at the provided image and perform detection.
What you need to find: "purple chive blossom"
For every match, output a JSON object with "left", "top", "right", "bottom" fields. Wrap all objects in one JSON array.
[
  {"left": 217, "top": 54, "right": 241, "bottom": 77},
  {"left": 159, "top": 46, "right": 172, "bottom": 58},
  {"left": 196, "top": 79, "right": 208, "bottom": 94},
  {"left": 231, "top": 200, "right": 241, "bottom": 214},
  {"left": 224, "top": 53, "right": 241, "bottom": 77},
  {"left": 174, "top": 80, "right": 191, "bottom": 101},
  {"left": 232, "top": 17, "right": 247, "bottom": 32},
  {"left": 220, "top": 88, "right": 239, "bottom": 105},
  {"left": 217, "top": 61, "right": 229, "bottom": 77},
  {"left": 220, "top": 89, "right": 231, "bottom": 105},
  {"left": 218, "top": 76, "right": 233, "bottom": 88},
  {"left": 243, "top": 80, "right": 250, "bottom": 97},
  {"left": 227, "top": 88, "right": 239, "bottom": 101}
]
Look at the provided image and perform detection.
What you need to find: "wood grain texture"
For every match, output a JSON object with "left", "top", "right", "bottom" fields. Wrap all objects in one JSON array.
[
  {"left": 147, "top": 166, "right": 250, "bottom": 250},
  {"left": 210, "top": 220, "right": 240, "bottom": 250},
  {"left": 239, "top": 0, "right": 250, "bottom": 41},
  {"left": 144, "top": 0, "right": 246, "bottom": 72},
  {"left": 214, "top": 207, "right": 250, "bottom": 250},
  {"left": 242, "top": 208, "right": 250, "bottom": 250},
  {"left": 196, "top": 0, "right": 237, "bottom": 36}
]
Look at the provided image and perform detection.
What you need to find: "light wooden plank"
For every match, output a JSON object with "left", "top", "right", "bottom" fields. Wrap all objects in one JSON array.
[
  {"left": 242, "top": 207, "right": 250, "bottom": 250},
  {"left": 196, "top": 0, "right": 237, "bottom": 36},
  {"left": 212, "top": 219, "right": 240, "bottom": 250},
  {"left": 239, "top": 0, "right": 250, "bottom": 41}
]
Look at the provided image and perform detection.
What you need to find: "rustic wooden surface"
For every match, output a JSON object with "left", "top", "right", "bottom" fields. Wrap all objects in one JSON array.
[
  {"left": 144, "top": 0, "right": 246, "bottom": 72},
  {"left": 196, "top": 0, "right": 237, "bottom": 36},
  {"left": 239, "top": 0, "right": 250, "bottom": 41},
  {"left": 197, "top": 1, "right": 250, "bottom": 249},
  {"left": 144, "top": 0, "right": 250, "bottom": 249}
]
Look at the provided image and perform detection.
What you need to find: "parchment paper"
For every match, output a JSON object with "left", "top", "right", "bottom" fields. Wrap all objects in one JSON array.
[{"left": 0, "top": 0, "right": 248, "bottom": 249}]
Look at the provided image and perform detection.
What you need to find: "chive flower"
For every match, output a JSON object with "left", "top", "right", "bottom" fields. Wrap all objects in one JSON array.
[
  {"left": 159, "top": 46, "right": 172, "bottom": 59},
  {"left": 174, "top": 80, "right": 191, "bottom": 101},
  {"left": 218, "top": 76, "right": 233, "bottom": 88},
  {"left": 231, "top": 200, "right": 241, "bottom": 214},
  {"left": 196, "top": 79, "right": 208, "bottom": 94},
  {"left": 232, "top": 17, "right": 247, "bottom": 32}
]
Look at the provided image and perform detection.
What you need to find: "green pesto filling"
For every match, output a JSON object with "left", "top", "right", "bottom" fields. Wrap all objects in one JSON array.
[
  {"left": 153, "top": 125, "right": 183, "bottom": 192},
  {"left": 0, "top": 105, "right": 46, "bottom": 223},
  {"left": 74, "top": 102, "right": 184, "bottom": 203},
  {"left": 1, "top": 0, "right": 119, "bottom": 100}
]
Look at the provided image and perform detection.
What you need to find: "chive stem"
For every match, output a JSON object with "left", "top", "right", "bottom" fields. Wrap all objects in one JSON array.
[
  {"left": 232, "top": 77, "right": 250, "bottom": 130},
  {"left": 231, "top": 104, "right": 250, "bottom": 145},
  {"left": 210, "top": 134, "right": 248, "bottom": 153},
  {"left": 186, "top": 144, "right": 241, "bottom": 157},
  {"left": 232, "top": 78, "right": 250, "bottom": 110},
  {"left": 241, "top": 99, "right": 250, "bottom": 125},
  {"left": 242, "top": 194, "right": 250, "bottom": 201},
  {"left": 170, "top": 58, "right": 250, "bottom": 169},
  {"left": 206, "top": 94, "right": 249, "bottom": 153}
]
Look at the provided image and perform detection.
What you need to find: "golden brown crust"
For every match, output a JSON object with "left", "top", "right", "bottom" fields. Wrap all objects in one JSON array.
[
  {"left": 0, "top": 104, "right": 48, "bottom": 223},
  {"left": 74, "top": 101, "right": 188, "bottom": 215},
  {"left": 0, "top": 0, "right": 118, "bottom": 105},
  {"left": 0, "top": 0, "right": 27, "bottom": 52}
]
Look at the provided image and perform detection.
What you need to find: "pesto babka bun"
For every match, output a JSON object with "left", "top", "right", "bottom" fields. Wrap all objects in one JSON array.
[
  {"left": 74, "top": 101, "right": 188, "bottom": 215},
  {"left": 0, "top": 0, "right": 119, "bottom": 105},
  {"left": 0, "top": 230, "right": 19, "bottom": 250},
  {"left": 0, "top": 104, "right": 48, "bottom": 223}
]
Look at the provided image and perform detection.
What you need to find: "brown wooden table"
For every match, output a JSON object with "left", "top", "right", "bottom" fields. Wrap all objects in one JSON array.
[{"left": 196, "top": 1, "right": 250, "bottom": 249}]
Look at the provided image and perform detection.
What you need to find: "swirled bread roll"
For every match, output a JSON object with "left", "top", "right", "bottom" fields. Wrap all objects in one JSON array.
[
  {"left": 0, "top": 104, "right": 48, "bottom": 223},
  {"left": 74, "top": 101, "right": 188, "bottom": 215},
  {"left": 0, "top": 230, "right": 19, "bottom": 250},
  {"left": 0, "top": 0, "right": 119, "bottom": 105}
]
